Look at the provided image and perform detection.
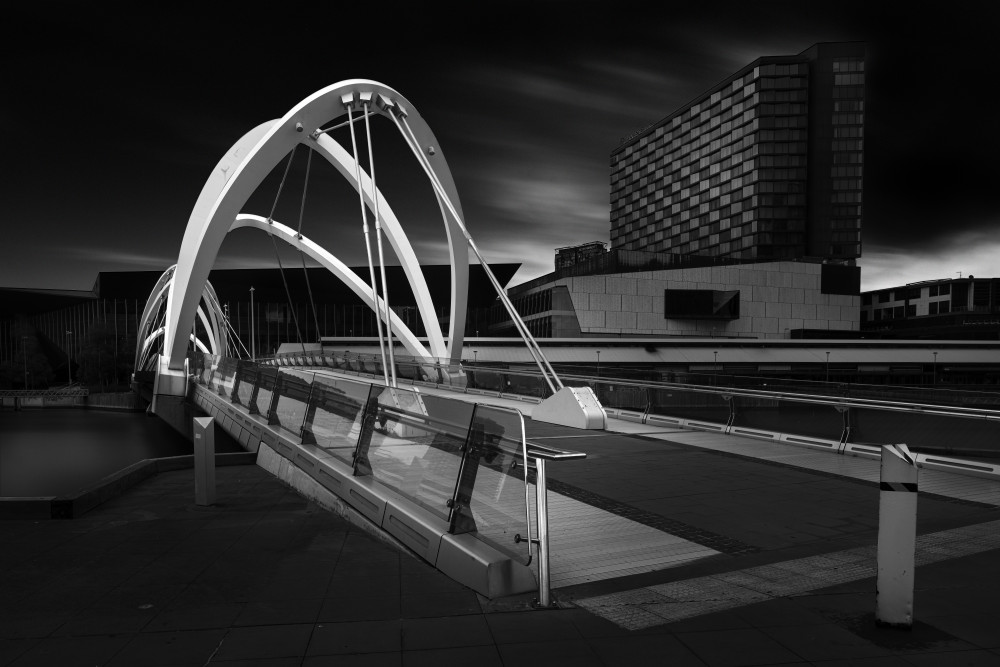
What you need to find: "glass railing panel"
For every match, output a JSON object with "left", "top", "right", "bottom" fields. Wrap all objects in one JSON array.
[
  {"left": 362, "top": 387, "right": 473, "bottom": 521},
  {"left": 235, "top": 365, "right": 257, "bottom": 407},
  {"left": 302, "top": 376, "right": 375, "bottom": 465},
  {"left": 272, "top": 371, "right": 314, "bottom": 436},
  {"left": 647, "top": 386, "right": 730, "bottom": 424},
  {"left": 731, "top": 396, "right": 844, "bottom": 441},
  {"left": 594, "top": 381, "right": 647, "bottom": 411},
  {"left": 215, "top": 357, "right": 239, "bottom": 397},
  {"left": 505, "top": 373, "right": 550, "bottom": 398},
  {"left": 254, "top": 368, "right": 278, "bottom": 417},
  {"left": 462, "top": 405, "right": 531, "bottom": 565},
  {"left": 849, "top": 408, "right": 1000, "bottom": 456}
]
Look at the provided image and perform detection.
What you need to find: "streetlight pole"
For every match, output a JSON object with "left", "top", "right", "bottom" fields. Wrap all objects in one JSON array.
[
  {"left": 65, "top": 331, "right": 72, "bottom": 384},
  {"left": 249, "top": 286, "right": 256, "bottom": 361},
  {"left": 21, "top": 336, "right": 28, "bottom": 389}
]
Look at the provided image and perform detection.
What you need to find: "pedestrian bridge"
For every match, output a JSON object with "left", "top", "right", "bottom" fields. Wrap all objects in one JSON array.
[{"left": 133, "top": 79, "right": 1000, "bottom": 604}]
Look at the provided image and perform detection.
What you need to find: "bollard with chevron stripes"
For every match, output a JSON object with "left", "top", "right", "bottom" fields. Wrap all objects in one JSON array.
[{"left": 876, "top": 443, "right": 918, "bottom": 628}]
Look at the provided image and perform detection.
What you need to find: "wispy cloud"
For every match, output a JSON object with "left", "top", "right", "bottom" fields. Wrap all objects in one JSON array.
[{"left": 861, "top": 229, "right": 1000, "bottom": 291}]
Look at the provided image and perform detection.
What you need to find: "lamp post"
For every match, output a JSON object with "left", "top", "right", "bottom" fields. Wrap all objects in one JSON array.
[
  {"left": 249, "top": 286, "right": 256, "bottom": 361},
  {"left": 65, "top": 331, "right": 72, "bottom": 384},
  {"left": 21, "top": 336, "right": 29, "bottom": 389},
  {"left": 826, "top": 351, "right": 830, "bottom": 383}
]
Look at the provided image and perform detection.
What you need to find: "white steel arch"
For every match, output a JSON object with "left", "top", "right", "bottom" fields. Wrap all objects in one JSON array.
[
  {"left": 135, "top": 265, "right": 227, "bottom": 373},
  {"left": 163, "top": 80, "right": 469, "bottom": 377}
]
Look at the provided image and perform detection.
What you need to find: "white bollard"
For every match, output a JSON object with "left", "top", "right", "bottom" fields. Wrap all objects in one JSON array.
[
  {"left": 875, "top": 443, "right": 918, "bottom": 628},
  {"left": 193, "top": 416, "right": 216, "bottom": 506}
]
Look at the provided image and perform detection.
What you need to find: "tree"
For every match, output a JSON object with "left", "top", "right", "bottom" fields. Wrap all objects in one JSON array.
[
  {"left": 1, "top": 323, "right": 55, "bottom": 389},
  {"left": 78, "top": 323, "right": 119, "bottom": 392}
]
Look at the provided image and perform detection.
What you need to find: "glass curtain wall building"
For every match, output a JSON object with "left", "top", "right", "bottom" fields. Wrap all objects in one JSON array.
[{"left": 610, "top": 42, "right": 865, "bottom": 263}]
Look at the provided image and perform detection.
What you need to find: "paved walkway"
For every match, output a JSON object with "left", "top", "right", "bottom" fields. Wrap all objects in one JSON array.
[{"left": 4, "top": 403, "right": 1000, "bottom": 665}]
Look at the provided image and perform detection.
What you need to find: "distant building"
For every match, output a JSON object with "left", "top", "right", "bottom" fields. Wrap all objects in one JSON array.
[
  {"left": 861, "top": 277, "right": 1000, "bottom": 339},
  {"left": 493, "top": 253, "right": 859, "bottom": 339},
  {"left": 555, "top": 241, "right": 607, "bottom": 270},
  {"left": 610, "top": 42, "right": 865, "bottom": 263}
]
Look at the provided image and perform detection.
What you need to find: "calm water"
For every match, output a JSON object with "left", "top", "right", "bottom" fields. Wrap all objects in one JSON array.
[{"left": 0, "top": 408, "right": 198, "bottom": 497}]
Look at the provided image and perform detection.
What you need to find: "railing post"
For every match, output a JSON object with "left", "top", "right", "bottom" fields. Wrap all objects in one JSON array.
[
  {"left": 876, "top": 443, "right": 919, "bottom": 629},
  {"left": 447, "top": 405, "right": 484, "bottom": 534},
  {"left": 299, "top": 376, "right": 318, "bottom": 444},
  {"left": 267, "top": 372, "right": 283, "bottom": 426},
  {"left": 534, "top": 456, "right": 553, "bottom": 607},
  {"left": 353, "top": 390, "right": 382, "bottom": 476},
  {"left": 247, "top": 367, "right": 263, "bottom": 415},
  {"left": 230, "top": 360, "right": 243, "bottom": 404}
]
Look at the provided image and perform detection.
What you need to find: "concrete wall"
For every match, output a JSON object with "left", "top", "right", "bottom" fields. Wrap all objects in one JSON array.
[{"left": 524, "top": 262, "right": 859, "bottom": 339}]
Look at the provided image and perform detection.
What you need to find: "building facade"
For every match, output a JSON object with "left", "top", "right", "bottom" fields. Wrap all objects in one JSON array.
[
  {"left": 861, "top": 277, "right": 1000, "bottom": 339},
  {"left": 610, "top": 42, "right": 865, "bottom": 263},
  {"left": 498, "top": 259, "right": 860, "bottom": 340}
]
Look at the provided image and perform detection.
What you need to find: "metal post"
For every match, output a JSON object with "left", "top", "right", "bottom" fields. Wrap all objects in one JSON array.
[
  {"left": 876, "top": 443, "right": 918, "bottom": 628},
  {"left": 713, "top": 350, "right": 718, "bottom": 385},
  {"left": 21, "top": 336, "right": 28, "bottom": 389},
  {"left": 65, "top": 331, "right": 72, "bottom": 384},
  {"left": 826, "top": 351, "right": 831, "bottom": 383},
  {"left": 596, "top": 350, "right": 601, "bottom": 379},
  {"left": 249, "top": 287, "right": 256, "bottom": 361},
  {"left": 932, "top": 351, "right": 938, "bottom": 385},
  {"left": 535, "top": 456, "right": 552, "bottom": 607},
  {"left": 193, "top": 416, "right": 216, "bottom": 506}
]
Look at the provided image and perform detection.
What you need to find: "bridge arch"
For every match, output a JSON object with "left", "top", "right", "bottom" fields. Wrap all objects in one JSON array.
[{"left": 163, "top": 80, "right": 468, "bottom": 377}]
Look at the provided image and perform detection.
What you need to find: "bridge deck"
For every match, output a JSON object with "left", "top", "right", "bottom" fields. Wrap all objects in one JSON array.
[{"left": 297, "top": 368, "right": 1000, "bottom": 597}]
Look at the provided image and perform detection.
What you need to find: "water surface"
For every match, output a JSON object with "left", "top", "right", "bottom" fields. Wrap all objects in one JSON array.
[{"left": 0, "top": 408, "right": 196, "bottom": 497}]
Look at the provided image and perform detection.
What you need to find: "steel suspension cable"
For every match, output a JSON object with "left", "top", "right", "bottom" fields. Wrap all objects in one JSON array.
[
  {"left": 295, "top": 148, "right": 324, "bottom": 343},
  {"left": 388, "top": 110, "right": 560, "bottom": 392},
  {"left": 346, "top": 102, "right": 390, "bottom": 385},
  {"left": 364, "top": 102, "right": 397, "bottom": 387},
  {"left": 266, "top": 147, "right": 307, "bottom": 354}
]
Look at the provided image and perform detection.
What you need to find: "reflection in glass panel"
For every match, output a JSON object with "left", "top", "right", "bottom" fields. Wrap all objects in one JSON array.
[
  {"left": 272, "top": 372, "right": 313, "bottom": 436},
  {"left": 648, "top": 387, "right": 730, "bottom": 424},
  {"left": 302, "top": 376, "right": 374, "bottom": 464},
  {"left": 254, "top": 370, "right": 278, "bottom": 417},
  {"left": 236, "top": 365, "right": 256, "bottom": 407},
  {"left": 364, "top": 387, "right": 473, "bottom": 520},
  {"left": 463, "top": 406, "right": 531, "bottom": 565},
  {"left": 731, "top": 396, "right": 843, "bottom": 441}
]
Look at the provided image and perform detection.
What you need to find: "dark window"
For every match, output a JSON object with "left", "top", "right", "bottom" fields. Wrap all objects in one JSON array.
[
  {"left": 821, "top": 264, "right": 861, "bottom": 295},
  {"left": 929, "top": 302, "right": 938, "bottom": 315},
  {"left": 878, "top": 292, "right": 890, "bottom": 303},
  {"left": 664, "top": 289, "right": 740, "bottom": 320}
]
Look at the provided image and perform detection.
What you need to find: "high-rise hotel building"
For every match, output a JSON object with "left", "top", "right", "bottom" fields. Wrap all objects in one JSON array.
[{"left": 610, "top": 42, "right": 865, "bottom": 262}]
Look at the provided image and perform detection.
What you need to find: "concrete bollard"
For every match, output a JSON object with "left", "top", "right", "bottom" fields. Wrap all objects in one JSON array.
[
  {"left": 875, "top": 443, "right": 918, "bottom": 628},
  {"left": 193, "top": 416, "right": 216, "bottom": 506}
]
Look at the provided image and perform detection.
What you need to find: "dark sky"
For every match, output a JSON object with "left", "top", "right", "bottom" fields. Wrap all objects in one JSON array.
[{"left": 4, "top": 2, "right": 998, "bottom": 293}]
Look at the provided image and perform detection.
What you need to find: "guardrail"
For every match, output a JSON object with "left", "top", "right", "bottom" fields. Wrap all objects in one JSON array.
[
  {"left": 188, "top": 352, "right": 585, "bottom": 602},
  {"left": 253, "top": 348, "right": 1000, "bottom": 462}
]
